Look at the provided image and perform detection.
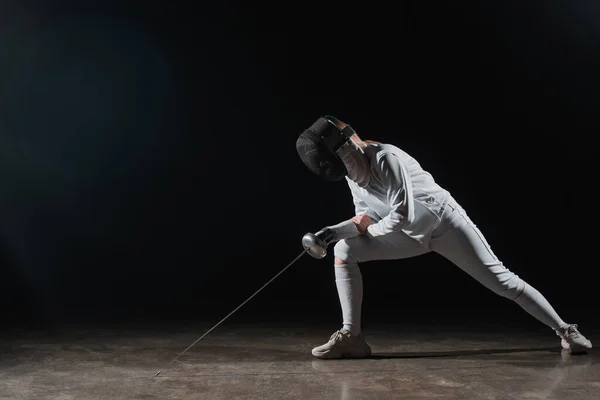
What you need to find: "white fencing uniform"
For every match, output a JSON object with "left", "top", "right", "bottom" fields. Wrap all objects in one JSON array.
[{"left": 332, "top": 143, "right": 568, "bottom": 335}]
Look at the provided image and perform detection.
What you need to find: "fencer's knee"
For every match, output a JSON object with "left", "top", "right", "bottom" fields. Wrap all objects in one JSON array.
[
  {"left": 488, "top": 268, "right": 524, "bottom": 300},
  {"left": 334, "top": 256, "right": 346, "bottom": 265},
  {"left": 333, "top": 239, "right": 356, "bottom": 265}
]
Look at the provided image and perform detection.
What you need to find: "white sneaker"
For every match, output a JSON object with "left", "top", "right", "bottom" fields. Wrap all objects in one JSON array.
[
  {"left": 311, "top": 330, "right": 372, "bottom": 359},
  {"left": 556, "top": 324, "right": 592, "bottom": 354}
]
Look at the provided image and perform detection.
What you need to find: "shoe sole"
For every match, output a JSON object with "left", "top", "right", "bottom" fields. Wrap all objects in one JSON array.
[
  {"left": 562, "top": 338, "right": 592, "bottom": 354},
  {"left": 311, "top": 348, "right": 372, "bottom": 359}
]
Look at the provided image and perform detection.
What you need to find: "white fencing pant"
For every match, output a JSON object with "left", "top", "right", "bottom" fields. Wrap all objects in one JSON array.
[{"left": 333, "top": 196, "right": 567, "bottom": 331}]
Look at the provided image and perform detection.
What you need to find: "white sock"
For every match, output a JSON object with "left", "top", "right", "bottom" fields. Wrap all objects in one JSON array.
[
  {"left": 513, "top": 282, "right": 568, "bottom": 331},
  {"left": 335, "top": 263, "right": 363, "bottom": 336}
]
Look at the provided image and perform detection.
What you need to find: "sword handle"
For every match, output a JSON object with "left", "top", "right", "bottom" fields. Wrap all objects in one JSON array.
[{"left": 316, "top": 228, "right": 334, "bottom": 244}]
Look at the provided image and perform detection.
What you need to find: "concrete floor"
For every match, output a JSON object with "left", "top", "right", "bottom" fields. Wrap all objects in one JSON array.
[{"left": 0, "top": 323, "right": 598, "bottom": 400}]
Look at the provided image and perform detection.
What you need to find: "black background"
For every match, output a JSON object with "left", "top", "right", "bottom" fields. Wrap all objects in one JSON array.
[{"left": 0, "top": 1, "right": 597, "bottom": 331}]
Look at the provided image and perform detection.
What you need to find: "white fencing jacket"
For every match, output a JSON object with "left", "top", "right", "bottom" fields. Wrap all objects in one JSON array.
[{"left": 346, "top": 143, "right": 449, "bottom": 246}]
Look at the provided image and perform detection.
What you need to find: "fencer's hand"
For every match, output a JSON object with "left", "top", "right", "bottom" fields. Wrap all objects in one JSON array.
[{"left": 351, "top": 214, "right": 373, "bottom": 235}]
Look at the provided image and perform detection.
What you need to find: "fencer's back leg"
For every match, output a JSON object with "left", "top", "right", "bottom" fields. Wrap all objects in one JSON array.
[{"left": 430, "top": 209, "right": 569, "bottom": 332}]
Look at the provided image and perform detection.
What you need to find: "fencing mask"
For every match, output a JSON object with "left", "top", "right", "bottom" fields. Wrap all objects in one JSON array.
[{"left": 296, "top": 116, "right": 370, "bottom": 186}]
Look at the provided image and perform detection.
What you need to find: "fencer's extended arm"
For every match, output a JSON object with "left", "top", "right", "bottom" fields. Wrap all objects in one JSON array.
[
  {"left": 366, "top": 152, "right": 414, "bottom": 237},
  {"left": 318, "top": 219, "right": 360, "bottom": 242}
]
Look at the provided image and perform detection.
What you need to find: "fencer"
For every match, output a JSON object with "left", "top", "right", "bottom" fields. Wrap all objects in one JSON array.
[{"left": 296, "top": 115, "right": 592, "bottom": 359}]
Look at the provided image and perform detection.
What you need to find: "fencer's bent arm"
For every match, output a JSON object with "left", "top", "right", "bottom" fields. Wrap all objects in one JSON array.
[
  {"left": 352, "top": 193, "right": 380, "bottom": 221},
  {"left": 366, "top": 152, "right": 415, "bottom": 237}
]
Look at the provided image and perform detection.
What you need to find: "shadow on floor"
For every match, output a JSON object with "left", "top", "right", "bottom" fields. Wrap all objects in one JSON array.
[{"left": 370, "top": 346, "right": 560, "bottom": 359}]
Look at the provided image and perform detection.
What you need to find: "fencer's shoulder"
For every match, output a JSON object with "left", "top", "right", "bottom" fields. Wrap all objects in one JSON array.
[
  {"left": 376, "top": 143, "right": 404, "bottom": 154},
  {"left": 367, "top": 144, "right": 404, "bottom": 166}
]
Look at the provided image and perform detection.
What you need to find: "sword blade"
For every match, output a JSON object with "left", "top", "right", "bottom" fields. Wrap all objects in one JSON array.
[{"left": 155, "top": 248, "right": 309, "bottom": 376}]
